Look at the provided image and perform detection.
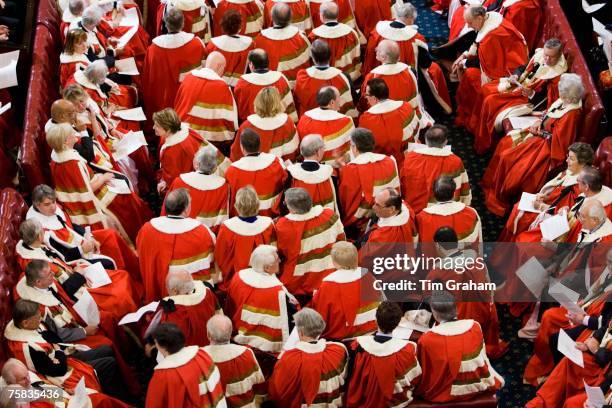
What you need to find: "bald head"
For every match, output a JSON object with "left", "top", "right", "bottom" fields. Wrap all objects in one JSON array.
[
  {"left": 320, "top": 1, "right": 339, "bottom": 22},
  {"left": 376, "top": 39, "right": 400, "bottom": 64},
  {"left": 166, "top": 270, "right": 195, "bottom": 296},
  {"left": 579, "top": 199, "right": 607, "bottom": 231},
  {"left": 2, "top": 359, "right": 30, "bottom": 388},
  {"left": 50, "top": 99, "right": 76, "bottom": 124},
  {"left": 300, "top": 134, "right": 325, "bottom": 159},
  {"left": 205, "top": 51, "right": 227, "bottom": 77},
  {"left": 207, "top": 314, "right": 233, "bottom": 344},
  {"left": 272, "top": 3, "right": 292, "bottom": 27}
]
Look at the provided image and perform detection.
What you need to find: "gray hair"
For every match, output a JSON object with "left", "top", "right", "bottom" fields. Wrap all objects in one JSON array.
[
  {"left": 164, "top": 7, "right": 185, "bottom": 33},
  {"left": 429, "top": 290, "right": 457, "bottom": 322},
  {"left": 271, "top": 3, "right": 292, "bottom": 27},
  {"left": 195, "top": 146, "right": 218, "bottom": 175},
  {"left": 166, "top": 270, "right": 195, "bottom": 295},
  {"left": 396, "top": 3, "right": 417, "bottom": 20},
  {"left": 300, "top": 134, "right": 324, "bottom": 158},
  {"left": 284, "top": 188, "right": 312, "bottom": 215},
  {"left": 544, "top": 38, "right": 562, "bottom": 51},
  {"left": 81, "top": 5, "right": 102, "bottom": 28},
  {"left": 206, "top": 315, "right": 233, "bottom": 344},
  {"left": 84, "top": 60, "right": 108, "bottom": 85},
  {"left": 1, "top": 359, "right": 27, "bottom": 384},
  {"left": 294, "top": 308, "right": 326, "bottom": 339},
  {"left": 584, "top": 199, "right": 607, "bottom": 222},
  {"left": 69, "top": 0, "right": 85, "bottom": 16},
  {"left": 558, "top": 73, "right": 584, "bottom": 104},
  {"left": 465, "top": 5, "right": 486, "bottom": 18},
  {"left": 19, "top": 219, "right": 42, "bottom": 247},
  {"left": 320, "top": 1, "right": 339, "bottom": 20},
  {"left": 249, "top": 245, "right": 278, "bottom": 272},
  {"left": 32, "top": 184, "right": 57, "bottom": 206}
]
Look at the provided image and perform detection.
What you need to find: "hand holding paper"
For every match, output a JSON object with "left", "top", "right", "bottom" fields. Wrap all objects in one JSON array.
[
  {"left": 81, "top": 262, "right": 112, "bottom": 289},
  {"left": 557, "top": 329, "right": 584, "bottom": 367},
  {"left": 73, "top": 290, "right": 100, "bottom": 327}
]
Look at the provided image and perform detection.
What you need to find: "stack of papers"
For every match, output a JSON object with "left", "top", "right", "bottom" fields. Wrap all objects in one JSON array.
[
  {"left": 518, "top": 192, "right": 542, "bottom": 213},
  {"left": 584, "top": 380, "right": 607, "bottom": 408},
  {"left": 67, "top": 378, "right": 88, "bottom": 408},
  {"left": 115, "top": 57, "right": 139, "bottom": 75},
  {"left": 113, "top": 107, "right": 147, "bottom": 121},
  {"left": 73, "top": 290, "right": 100, "bottom": 326},
  {"left": 107, "top": 178, "right": 132, "bottom": 194},
  {"left": 509, "top": 116, "right": 539, "bottom": 130},
  {"left": 113, "top": 130, "right": 147, "bottom": 160},
  {"left": 540, "top": 214, "right": 570, "bottom": 241},
  {"left": 0, "top": 50, "right": 19, "bottom": 89},
  {"left": 82, "top": 262, "right": 112, "bottom": 288}
]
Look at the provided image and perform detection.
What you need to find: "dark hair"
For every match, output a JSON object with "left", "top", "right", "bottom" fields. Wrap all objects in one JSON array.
[
  {"left": 310, "top": 39, "right": 331, "bottom": 65},
  {"left": 240, "top": 128, "right": 261, "bottom": 154},
  {"left": 433, "top": 176, "right": 456, "bottom": 202},
  {"left": 271, "top": 3, "right": 292, "bottom": 27},
  {"left": 350, "top": 128, "right": 375, "bottom": 153},
  {"left": 383, "top": 188, "right": 402, "bottom": 211},
  {"left": 151, "top": 323, "right": 185, "bottom": 355},
  {"left": 579, "top": 166, "right": 603, "bottom": 192},
  {"left": 316, "top": 86, "right": 337, "bottom": 107},
  {"left": 366, "top": 78, "right": 389, "bottom": 100},
  {"left": 248, "top": 49, "right": 269, "bottom": 71},
  {"left": 164, "top": 188, "right": 191, "bottom": 216},
  {"left": 221, "top": 9, "right": 242, "bottom": 35},
  {"left": 428, "top": 290, "right": 457, "bottom": 321},
  {"left": 32, "top": 184, "right": 57, "bottom": 206},
  {"left": 376, "top": 302, "right": 403, "bottom": 333},
  {"left": 434, "top": 226, "right": 458, "bottom": 251},
  {"left": 425, "top": 125, "right": 448, "bottom": 148},
  {"left": 569, "top": 142, "right": 594, "bottom": 166},
  {"left": 25, "top": 260, "right": 49, "bottom": 286},
  {"left": 13, "top": 299, "right": 40, "bottom": 328}
]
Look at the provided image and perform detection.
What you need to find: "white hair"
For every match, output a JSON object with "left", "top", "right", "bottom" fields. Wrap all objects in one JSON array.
[
  {"left": 194, "top": 146, "right": 218, "bottom": 174},
  {"left": 206, "top": 315, "right": 233, "bottom": 344},
  {"left": 68, "top": 0, "right": 85, "bottom": 15},
  {"left": 300, "top": 134, "right": 324, "bottom": 158},
  {"left": 166, "top": 270, "right": 195, "bottom": 294},
  {"left": 558, "top": 73, "right": 585, "bottom": 104},
  {"left": 249, "top": 245, "right": 278, "bottom": 272},
  {"left": 294, "top": 308, "right": 326, "bottom": 339},
  {"left": 585, "top": 199, "right": 606, "bottom": 222},
  {"left": 84, "top": 60, "right": 108, "bottom": 85},
  {"left": 81, "top": 5, "right": 103, "bottom": 28},
  {"left": 396, "top": 2, "right": 417, "bottom": 20}
]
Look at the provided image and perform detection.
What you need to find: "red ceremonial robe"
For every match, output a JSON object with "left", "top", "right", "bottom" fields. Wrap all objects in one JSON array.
[
  {"left": 338, "top": 152, "right": 400, "bottom": 233},
  {"left": 156, "top": 0, "right": 211, "bottom": 42},
  {"left": 416, "top": 319, "right": 504, "bottom": 402},
  {"left": 499, "top": 0, "right": 542, "bottom": 51},
  {"left": 308, "top": 0, "right": 357, "bottom": 29},
  {"left": 294, "top": 67, "right": 357, "bottom": 118},
  {"left": 150, "top": 281, "right": 219, "bottom": 347},
  {"left": 359, "top": 99, "right": 420, "bottom": 167},
  {"left": 360, "top": 63, "right": 419, "bottom": 112},
  {"left": 142, "top": 32, "right": 206, "bottom": 123},
  {"left": 276, "top": 205, "right": 346, "bottom": 295},
  {"left": 416, "top": 201, "right": 482, "bottom": 252},
  {"left": 481, "top": 99, "right": 582, "bottom": 216},
  {"left": 59, "top": 52, "right": 90, "bottom": 89},
  {"left": 472, "top": 48, "right": 567, "bottom": 153},
  {"left": 311, "top": 268, "right": 380, "bottom": 340},
  {"left": 67, "top": 70, "right": 137, "bottom": 112},
  {"left": 268, "top": 339, "right": 348, "bottom": 407},
  {"left": 174, "top": 67, "right": 239, "bottom": 142},
  {"left": 354, "top": 0, "right": 392, "bottom": 41},
  {"left": 287, "top": 162, "right": 338, "bottom": 212},
  {"left": 296, "top": 107, "right": 355, "bottom": 164},
  {"left": 454, "top": 12, "right": 528, "bottom": 127},
  {"left": 213, "top": 0, "right": 265, "bottom": 38},
  {"left": 308, "top": 22, "right": 362, "bottom": 81},
  {"left": 50, "top": 149, "right": 151, "bottom": 244},
  {"left": 146, "top": 346, "right": 226, "bottom": 408},
  {"left": 230, "top": 113, "right": 299, "bottom": 161},
  {"left": 164, "top": 171, "right": 229, "bottom": 234},
  {"left": 264, "top": 0, "right": 312, "bottom": 32},
  {"left": 225, "top": 152, "right": 288, "bottom": 217},
  {"left": 234, "top": 70, "right": 297, "bottom": 123},
  {"left": 203, "top": 343, "right": 267, "bottom": 406},
  {"left": 347, "top": 336, "right": 422, "bottom": 408},
  {"left": 254, "top": 25, "right": 311, "bottom": 86},
  {"left": 205, "top": 35, "right": 255, "bottom": 87},
  {"left": 226, "top": 267, "right": 293, "bottom": 353},
  {"left": 214, "top": 216, "right": 276, "bottom": 292},
  {"left": 136, "top": 216, "right": 216, "bottom": 302},
  {"left": 401, "top": 146, "right": 472, "bottom": 213},
  {"left": 158, "top": 124, "right": 230, "bottom": 186}
]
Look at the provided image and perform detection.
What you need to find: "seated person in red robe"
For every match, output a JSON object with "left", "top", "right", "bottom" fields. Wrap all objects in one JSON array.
[
  {"left": 204, "top": 315, "right": 267, "bottom": 406},
  {"left": 482, "top": 73, "right": 584, "bottom": 216},
  {"left": 146, "top": 323, "right": 226, "bottom": 408},
  {"left": 416, "top": 290, "right": 504, "bottom": 402},
  {"left": 213, "top": 0, "right": 265, "bottom": 38},
  {"left": 268, "top": 308, "right": 348, "bottom": 406},
  {"left": 347, "top": 302, "right": 422, "bottom": 407},
  {"left": 311, "top": 241, "right": 380, "bottom": 340},
  {"left": 263, "top": 0, "right": 312, "bottom": 33},
  {"left": 156, "top": 0, "right": 211, "bottom": 42}
]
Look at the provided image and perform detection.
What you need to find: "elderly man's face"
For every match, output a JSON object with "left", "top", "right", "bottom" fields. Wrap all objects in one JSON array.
[
  {"left": 375, "top": 45, "right": 386, "bottom": 63},
  {"left": 577, "top": 175, "right": 589, "bottom": 194},
  {"left": 34, "top": 265, "right": 55, "bottom": 289},
  {"left": 264, "top": 253, "right": 281, "bottom": 275},
  {"left": 10, "top": 365, "right": 31, "bottom": 388},
  {"left": 578, "top": 207, "right": 599, "bottom": 231},
  {"left": 543, "top": 46, "right": 561, "bottom": 66},
  {"left": 372, "top": 190, "right": 394, "bottom": 218},
  {"left": 465, "top": 14, "right": 485, "bottom": 31}
]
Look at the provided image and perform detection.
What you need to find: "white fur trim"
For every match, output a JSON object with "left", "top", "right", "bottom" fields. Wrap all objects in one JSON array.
[
  {"left": 303, "top": 107, "right": 346, "bottom": 121},
  {"left": 247, "top": 113, "right": 288, "bottom": 130},
  {"left": 356, "top": 335, "right": 412, "bottom": 357},
  {"left": 284, "top": 205, "right": 324, "bottom": 221},
  {"left": 375, "top": 21, "right": 418, "bottom": 42},
  {"left": 429, "top": 319, "right": 474, "bottom": 336},
  {"left": 312, "top": 23, "right": 355, "bottom": 39},
  {"left": 305, "top": 66, "right": 344, "bottom": 80},
  {"left": 241, "top": 70, "right": 283, "bottom": 86},
  {"left": 163, "top": 280, "right": 207, "bottom": 306},
  {"left": 15, "top": 278, "right": 61, "bottom": 307},
  {"left": 377, "top": 204, "right": 410, "bottom": 227},
  {"left": 238, "top": 268, "right": 283, "bottom": 289},
  {"left": 160, "top": 124, "right": 190, "bottom": 154},
  {"left": 191, "top": 67, "right": 223, "bottom": 81},
  {"left": 154, "top": 345, "right": 199, "bottom": 369},
  {"left": 179, "top": 172, "right": 226, "bottom": 191},
  {"left": 583, "top": 219, "right": 612, "bottom": 243},
  {"left": 230, "top": 152, "right": 278, "bottom": 171},
  {"left": 423, "top": 201, "right": 467, "bottom": 216},
  {"left": 295, "top": 338, "right": 327, "bottom": 353},
  {"left": 260, "top": 25, "right": 299, "bottom": 41},
  {"left": 287, "top": 163, "right": 333, "bottom": 183},
  {"left": 350, "top": 152, "right": 388, "bottom": 165},
  {"left": 170, "top": 0, "right": 207, "bottom": 11},
  {"left": 223, "top": 216, "right": 273, "bottom": 236},
  {"left": 204, "top": 343, "right": 249, "bottom": 363},
  {"left": 366, "top": 99, "right": 404, "bottom": 115},
  {"left": 322, "top": 268, "right": 364, "bottom": 283},
  {"left": 545, "top": 99, "right": 582, "bottom": 119},
  {"left": 475, "top": 12, "right": 503, "bottom": 43},
  {"left": 152, "top": 32, "right": 197, "bottom": 49},
  {"left": 412, "top": 146, "right": 453, "bottom": 157},
  {"left": 150, "top": 216, "right": 202, "bottom": 234},
  {"left": 211, "top": 35, "right": 253, "bottom": 52}
]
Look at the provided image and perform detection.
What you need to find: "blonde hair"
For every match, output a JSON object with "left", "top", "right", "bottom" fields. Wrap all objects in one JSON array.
[
  {"left": 254, "top": 87, "right": 283, "bottom": 118},
  {"left": 153, "top": 108, "right": 182, "bottom": 133},
  {"left": 62, "top": 84, "right": 88, "bottom": 103},
  {"left": 46, "top": 123, "right": 74, "bottom": 152},
  {"left": 331, "top": 241, "right": 358, "bottom": 269},
  {"left": 64, "top": 29, "right": 88, "bottom": 55},
  {"left": 235, "top": 186, "right": 260, "bottom": 217}
]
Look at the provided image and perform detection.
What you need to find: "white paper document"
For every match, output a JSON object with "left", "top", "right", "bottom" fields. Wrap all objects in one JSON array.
[
  {"left": 592, "top": 18, "right": 612, "bottom": 61},
  {"left": 119, "top": 7, "right": 139, "bottom": 27},
  {"left": 73, "top": 290, "right": 100, "bottom": 326},
  {"left": 113, "top": 130, "right": 147, "bottom": 160},
  {"left": 119, "top": 301, "right": 159, "bottom": 325},
  {"left": 283, "top": 327, "right": 300, "bottom": 350},
  {"left": 509, "top": 116, "right": 539, "bottom": 130},
  {"left": 392, "top": 324, "right": 413, "bottom": 340},
  {"left": 540, "top": 214, "right": 570, "bottom": 241},
  {"left": 518, "top": 192, "right": 542, "bottom": 213},
  {"left": 516, "top": 256, "right": 549, "bottom": 298},
  {"left": 115, "top": 57, "right": 139, "bottom": 75},
  {"left": 107, "top": 178, "right": 132, "bottom": 194},
  {"left": 406, "top": 143, "right": 452, "bottom": 153},
  {"left": 113, "top": 107, "right": 146, "bottom": 121},
  {"left": 548, "top": 280, "right": 584, "bottom": 315},
  {"left": 582, "top": 0, "right": 605, "bottom": 13},
  {"left": 401, "top": 310, "right": 432, "bottom": 333},
  {"left": 82, "top": 262, "right": 112, "bottom": 288},
  {"left": 584, "top": 380, "right": 607, "bottom": 408},
  {"left": 0, "top": 50, "right": 19, "bottom": 89},
  {"left": 0, "top": 102, "right": 10, "bottom": 116},
  {"left": 549, "top": 279, "right": 581, "bottom": 303},
  {"left": 67, "top": 377, "right": 88, "bottom": 408},
  {"left": 116, "top": 25, "right": 138, "bottom": 49},
  {"left": 557, "top": 329, "right": 584, "bottom": 367}
]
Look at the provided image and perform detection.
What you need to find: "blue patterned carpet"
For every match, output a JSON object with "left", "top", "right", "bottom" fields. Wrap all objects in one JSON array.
[{"left": 413, "top": 1, "right": 539, "bottom": 406}]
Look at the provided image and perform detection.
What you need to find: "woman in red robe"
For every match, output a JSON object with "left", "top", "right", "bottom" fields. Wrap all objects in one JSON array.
[
  {"left": 46, "top": 123, "right": 151, "bottom": 245},
  {"left": 60, "top": 29, "right": 91, "bottom": 89},
  {"left": 481, "top": 73, "right": 584, "bottom": 216}
]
